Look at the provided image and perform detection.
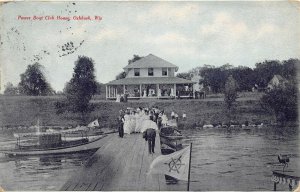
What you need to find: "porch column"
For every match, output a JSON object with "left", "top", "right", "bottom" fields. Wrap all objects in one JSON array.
[
  {"left": 106, "top": 85, "right": 108, "bottom": 100},
  {"left": 140, "top": 84, "right": 142, "bottom": 97},
  {"left": 193, "top": 84, "right": 196, "bottom": 99},
  {"left": 108, "top": 86, "right": 110, "bottom": 98},
  {"left": 156, "top": 84, "right": 159, "bottom": 99},
  {"left": 174, "top": 84, "right": 176, "bottom": 99},
  {"left": 123, "top": 85, "right": 126, "bottom": 95}
]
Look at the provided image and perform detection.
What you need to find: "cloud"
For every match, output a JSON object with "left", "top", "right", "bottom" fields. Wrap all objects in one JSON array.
[
  {"left": 200, "top": 12, "right": 248, "bottom": 39},
  {"left": 255, "top": 23, "right": 278, "bottom": 39},
  {"left": 137, "top": 3, "right": 201, "bottom": 24},
  {"left": 94, "top": 27, "right": 128, "bottom": 42},
  {"left": 144, "top": 32, "right": 198, "bottom": 59},
  {"left": 145, "top": 32, "right": 195, "bottom": 45}
]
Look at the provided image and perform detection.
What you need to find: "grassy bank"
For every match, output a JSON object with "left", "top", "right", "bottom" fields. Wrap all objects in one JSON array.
[{"left": 0, "top": 94, "right": 277, "bottom": 130}]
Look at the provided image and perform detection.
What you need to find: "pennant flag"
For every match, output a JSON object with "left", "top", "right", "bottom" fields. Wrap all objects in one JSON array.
[
  {"left": 87, "top": 119, "right": 99, "bottom": 128},
  {"left": 149, "top": 145, "right": 191, "bottom": 181}
]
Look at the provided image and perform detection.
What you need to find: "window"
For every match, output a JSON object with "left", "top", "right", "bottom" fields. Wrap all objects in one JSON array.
[
  {"left": 134, "top": 68, "right": 140, "bottom": 76},
  {"left": 148, "top": 68, "right": 154, "bottom": 76},
  {"left": 162, "top": 68, "right": 168, "bottom": 76}
]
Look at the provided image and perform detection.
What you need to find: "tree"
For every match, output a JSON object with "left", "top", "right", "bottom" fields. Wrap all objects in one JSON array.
[
  {"left": 224, "top": 75, "right": 238, "bottom": 111},
  {"left": 253, "top": 60, "right": 282, "bottom": 87},
  {"left": 18, "top": 63, "right": 53, "bottom": 96},
  {"left": 176, "top": 72, "right": 191, "bottom": 80},
  {"left": 260, "top": 83, "right": 298, "bottom": 124},
  {"left": 200, "top": 66, "right": 227, "bottom": 93},
  {"left": 95, "top": 81, "right": 103, "bottom": 95},
  {"left": 115, "top": 71, "right": 126, "bottom": 80},
  {"left": 57, "top": 56, "right": 97, "bottom": 118},
  {"left": 281, "top": 59, "right": 299, "bottom": 83},
  {"left": 128, "top": 54, "right": 143, "bottom": 64},
  {"left": 115, "top": 54, "right": 143, "bottom": 80},
  {"left": 231, "top": 66, "right": 255, "bottom": 91},
  {"left": 4, "top": 82, "right": 19, "bottom": 95}
]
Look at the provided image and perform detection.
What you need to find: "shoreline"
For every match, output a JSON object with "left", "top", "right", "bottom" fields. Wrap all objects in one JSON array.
[{"left": 0, "top": 94, "right": 297, "bottom": 130}]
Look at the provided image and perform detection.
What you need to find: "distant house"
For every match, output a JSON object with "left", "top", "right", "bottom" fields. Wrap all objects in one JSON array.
[
  {"left": 267, "top": 75, "right": 288, "bottom": 90},
  {"left": 106, "top": 54, "right": 196, "bottom": 99}
]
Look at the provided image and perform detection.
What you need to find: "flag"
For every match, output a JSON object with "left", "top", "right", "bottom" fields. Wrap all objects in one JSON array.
[
  {"left": 87, "top": 119, "right": 99, "bottom": 128},
  {"left": 149, "top": 145, "right": 191, "bottom": 181}
]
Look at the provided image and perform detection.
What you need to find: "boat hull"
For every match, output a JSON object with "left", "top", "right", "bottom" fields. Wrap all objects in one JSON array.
[{"left": 0, "top": 136, "right": 103, "bottom": 156}]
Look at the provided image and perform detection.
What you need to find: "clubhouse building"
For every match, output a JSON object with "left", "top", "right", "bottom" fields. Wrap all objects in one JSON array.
[{"left": 106, "top": 54, "right": 196, "bottom": 100}]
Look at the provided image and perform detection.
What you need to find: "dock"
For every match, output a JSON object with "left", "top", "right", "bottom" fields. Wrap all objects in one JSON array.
[{"left": 61, "top": 133, "right": 172, "bottom": 191}]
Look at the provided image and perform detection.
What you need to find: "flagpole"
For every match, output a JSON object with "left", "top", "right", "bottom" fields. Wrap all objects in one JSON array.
[{"left": 187, "top": 142, "right": 192, "bottom": 191}]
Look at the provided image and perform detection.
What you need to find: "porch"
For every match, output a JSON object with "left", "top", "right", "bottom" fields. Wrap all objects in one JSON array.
[{"left": 106, "top": 77, "right": 196, "bottom": 100}]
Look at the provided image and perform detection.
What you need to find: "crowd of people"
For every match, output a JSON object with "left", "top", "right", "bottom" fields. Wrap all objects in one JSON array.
[{"left": 117, "top": 106, "right": 186, "bottom": 154}]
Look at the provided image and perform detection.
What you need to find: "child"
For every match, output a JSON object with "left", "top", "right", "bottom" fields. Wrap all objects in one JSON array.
[
  {"left": 175, "top": 113, "right": 179, "bottom": 123},
  {"left": 182, "top": 112, "right": 187, "bottom": 121},
  {"left": 171, "top": 111, "right": 175, "bottom": 119}
]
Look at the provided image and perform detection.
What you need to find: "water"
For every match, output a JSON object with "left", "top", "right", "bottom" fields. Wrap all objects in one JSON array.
[
  {"left": 0, "top": 127, "right": 299, "bottom": 191},
  {"left": 178, "top": 127, "right": 299, "bottom": 191},
  {"left": 0, "top": 129, "right": 93, "bottom": 190}
]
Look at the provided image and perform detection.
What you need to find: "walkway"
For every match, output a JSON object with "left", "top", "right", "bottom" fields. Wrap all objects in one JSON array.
[{"left": 61, "top": 133, "right": 168, "bottom": 191}]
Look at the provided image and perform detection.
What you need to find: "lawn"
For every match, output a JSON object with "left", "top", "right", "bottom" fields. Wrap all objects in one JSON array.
[{"left": 0, "top": 92, "right": 274, "bottom": 130}]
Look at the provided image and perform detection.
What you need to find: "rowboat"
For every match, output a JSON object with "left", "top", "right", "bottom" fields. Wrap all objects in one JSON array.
[
  {"left": 160, "top": 126, "right": 184, "bottom": 151},
  {"left": 160, "top": 125, "right": 184, "bottom": 184}
]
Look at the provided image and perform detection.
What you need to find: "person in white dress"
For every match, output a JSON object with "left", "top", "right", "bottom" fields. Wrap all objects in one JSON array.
[
  {"left": 161, "top": 113, "right": 168, "bottom": 127},
  {"left": 135, "top": 109, "right": 143, "bottom": 133},
  {"left": 116, "top": 94, "right": 121, "bottom": 102},
  {"left": 123, "top": 111, "right": 132, "bottom": 134},
  {"left": 129, "top": 111, "right": 136, "bottom": 133}
]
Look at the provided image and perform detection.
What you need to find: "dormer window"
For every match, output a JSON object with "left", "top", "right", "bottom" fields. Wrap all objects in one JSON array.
[
  {"left": 148, "top": 68, "right": 154, "bottom": 76},
  {"left": 162, "top": 68, "right": 168, "bottom": 76},
  {"left": 134, "top": 68, "right": 140, "bottom": 76}
]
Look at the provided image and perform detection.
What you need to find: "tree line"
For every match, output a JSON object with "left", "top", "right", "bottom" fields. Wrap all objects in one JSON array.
[
  {"left": 2, "top": 56, "right": 299, "bottom": 124},
  {"left": 177, "top": 59, "right": 299, "bottom": 93}
]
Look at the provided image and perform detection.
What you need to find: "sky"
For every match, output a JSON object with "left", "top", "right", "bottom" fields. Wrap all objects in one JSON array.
[{"left": 0, "top": 1, "right": 299, "bottom": 92}]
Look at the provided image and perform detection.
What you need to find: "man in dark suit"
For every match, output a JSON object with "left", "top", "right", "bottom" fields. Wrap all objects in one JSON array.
[
  {"left": 144, "top": 128, "right": 156, "bottom": 154},
  {"left": 118, "top": 110, "right": 124, "bottom": 138}
]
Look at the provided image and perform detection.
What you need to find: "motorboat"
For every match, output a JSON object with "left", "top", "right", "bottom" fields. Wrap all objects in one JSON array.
[{"left": 0, "top": 129, "right": 105, "bottom": 157}]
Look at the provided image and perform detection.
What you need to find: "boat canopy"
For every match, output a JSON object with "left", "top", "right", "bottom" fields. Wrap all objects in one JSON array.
[{"left": 13, "top": 126, "right": 91, "bottom": 138}]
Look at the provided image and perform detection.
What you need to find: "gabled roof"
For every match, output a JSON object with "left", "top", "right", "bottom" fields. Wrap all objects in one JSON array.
[
  {"left": 106, "top": 77, "right": 196, "bottom": 85},
  {"left": 269, "top": 75, "right": 288, "bottom": 84},
  {"left": 124, "top": 54, "right": 178, "bottom": 71},
  {"left": 273, "top": 75, "right": 286, "bottom": 82}
]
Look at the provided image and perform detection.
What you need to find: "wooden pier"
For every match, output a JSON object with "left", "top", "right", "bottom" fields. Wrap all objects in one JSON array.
[{"left": 61, "top": 133, "right": 171, "bottom": 191}]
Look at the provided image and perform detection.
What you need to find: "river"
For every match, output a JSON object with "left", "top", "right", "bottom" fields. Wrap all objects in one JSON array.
[{"left": 0, "top": 127, "right": 298, "bottom": 191}]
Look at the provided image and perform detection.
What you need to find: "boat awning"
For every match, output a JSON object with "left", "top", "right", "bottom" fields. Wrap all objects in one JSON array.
[
  {"left": 106, "top": 77, "right": 196, "bottom": 85},
  {"left": 13, "top": 126, "right": 91, "bottom": 138}
]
